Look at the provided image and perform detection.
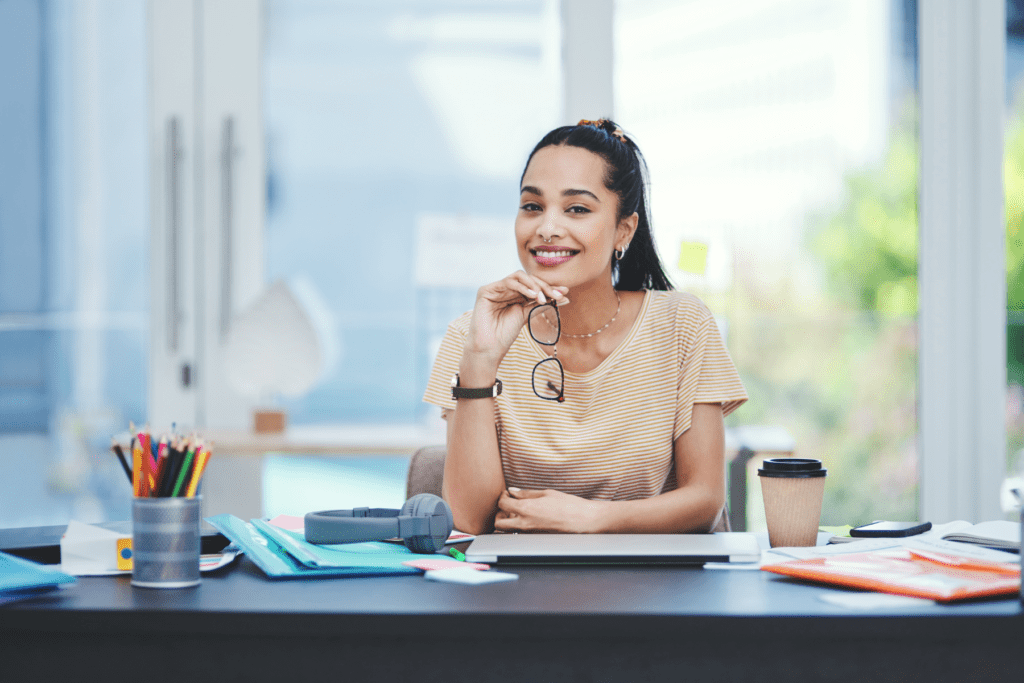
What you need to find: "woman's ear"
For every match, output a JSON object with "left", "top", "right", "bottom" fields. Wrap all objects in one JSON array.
[{"left": 616, "top": 211, "right": 639, "bottom": 248}]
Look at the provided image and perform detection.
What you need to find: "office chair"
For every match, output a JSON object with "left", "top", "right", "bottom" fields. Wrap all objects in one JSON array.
[{"left": 405, "top": 446, "right": 732, "bottom": 532}]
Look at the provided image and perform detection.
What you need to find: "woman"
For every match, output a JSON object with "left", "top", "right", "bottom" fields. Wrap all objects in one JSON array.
[{"left": 423, "top": 119, "right": 747, "bottom": 535}]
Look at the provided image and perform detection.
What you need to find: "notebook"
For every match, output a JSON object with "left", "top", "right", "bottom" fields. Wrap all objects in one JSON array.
[{"left": 464, "top": 533, "right": 761, "bottom": 565}]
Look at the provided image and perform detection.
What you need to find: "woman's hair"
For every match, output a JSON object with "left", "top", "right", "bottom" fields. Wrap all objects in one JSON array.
[{"left": 521, "top": 119, "right": 674, "bottom": 291}]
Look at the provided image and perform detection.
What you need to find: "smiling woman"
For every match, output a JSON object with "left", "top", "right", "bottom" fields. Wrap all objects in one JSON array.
[{"left": 423, "top": 120, "right": 747, "bottom": 535}]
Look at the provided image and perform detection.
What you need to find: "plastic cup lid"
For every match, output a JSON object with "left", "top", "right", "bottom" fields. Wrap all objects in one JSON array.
[{"left": 757, "top": 458, "right": 827, "bottom": 478}]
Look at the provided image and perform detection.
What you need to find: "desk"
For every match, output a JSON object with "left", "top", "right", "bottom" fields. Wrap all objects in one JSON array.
[{"left": 1, "top": 551, "right": 1020, "bottom": 682}]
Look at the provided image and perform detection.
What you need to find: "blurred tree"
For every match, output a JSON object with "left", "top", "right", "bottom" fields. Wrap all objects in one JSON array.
[
  {"left": 809, "top": 124, "right": 918, "bottom": 320},
  {"left": 809, "top": 104, "right": 1024, "bottom": 477},
  {"left": 1003, "top": 117, "right": 1024, "bottom": 392}
]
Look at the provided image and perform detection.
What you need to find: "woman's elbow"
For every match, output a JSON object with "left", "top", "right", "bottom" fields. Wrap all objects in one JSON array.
[
  {"left": 452, "top": 510, "right": 493, "bottom": 537},
  {"left": 689, "top": 488, "right": 726, "bottom": 533},
  {"left": 442, "top": 488, "right": 494, "bottom": 536}
]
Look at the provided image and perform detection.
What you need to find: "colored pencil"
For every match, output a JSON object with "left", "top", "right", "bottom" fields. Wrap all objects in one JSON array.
[
  {"left": 171, "top": 444, "right": 196, "bottom": 497},
  {"left": 185, "top": 448, "right": 211, "bottom": 497},
  {"left": 111, "top": 439, "right": 133, "bottom": 484}
]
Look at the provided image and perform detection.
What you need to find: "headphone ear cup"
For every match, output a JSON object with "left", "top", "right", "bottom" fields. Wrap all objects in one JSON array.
[{"left": 400, "top": 493, "right": 453, "bottom": 553}]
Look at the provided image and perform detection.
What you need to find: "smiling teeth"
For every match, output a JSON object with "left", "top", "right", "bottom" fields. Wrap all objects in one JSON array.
[{"left": 537, "top": 250, "right": 574, "bottom": 257}]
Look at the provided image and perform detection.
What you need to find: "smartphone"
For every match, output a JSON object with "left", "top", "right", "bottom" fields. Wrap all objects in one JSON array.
[{"left": 849, "top": 521, "right": 932, "bottom": 538}]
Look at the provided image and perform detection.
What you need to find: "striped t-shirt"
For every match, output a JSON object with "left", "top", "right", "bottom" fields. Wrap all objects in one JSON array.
[{"left": 422, "top": 290, "right": 748, "bottom": 501}]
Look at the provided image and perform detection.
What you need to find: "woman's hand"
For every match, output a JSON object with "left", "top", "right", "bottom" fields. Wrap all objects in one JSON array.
[
  {"left": 493, "top": 487, "right": 606, "bottom": 533},
  {"left": 464, "top": 271, "right": 569, "bottom": 369}
]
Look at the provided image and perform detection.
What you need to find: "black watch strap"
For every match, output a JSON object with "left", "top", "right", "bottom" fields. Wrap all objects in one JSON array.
[{"left": 451, "top": 374, "right": 502, "bottom": 399}]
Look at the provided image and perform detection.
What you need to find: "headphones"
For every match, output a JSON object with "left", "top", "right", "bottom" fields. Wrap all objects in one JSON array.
[{"left": 304, "top": 493, "right": 454, "bottom": 554}]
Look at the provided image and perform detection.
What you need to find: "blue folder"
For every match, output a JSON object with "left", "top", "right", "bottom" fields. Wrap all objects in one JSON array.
[
  {"left": 205, "top": 514, "right": 420, "bottom": 579},
  {"left": 0, "top": 550, "right": 76, "bottom": 604}
]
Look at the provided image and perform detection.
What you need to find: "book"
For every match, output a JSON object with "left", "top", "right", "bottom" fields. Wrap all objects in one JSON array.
[
  {"left": 937, "top": 520, "right": 1019, "bottom": 552},
  {"left": 761, "top": 547, "right": 1020, "bottom": 602}
]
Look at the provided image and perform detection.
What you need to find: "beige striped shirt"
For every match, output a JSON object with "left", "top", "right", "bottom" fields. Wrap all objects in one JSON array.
[{"left": 423, "top": 290, "right": 748, "bottom": 501}]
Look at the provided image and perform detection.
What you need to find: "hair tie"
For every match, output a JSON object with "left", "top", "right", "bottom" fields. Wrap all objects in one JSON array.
[{"left": 577, "top": 118, "right": 627, "bottom": 144}]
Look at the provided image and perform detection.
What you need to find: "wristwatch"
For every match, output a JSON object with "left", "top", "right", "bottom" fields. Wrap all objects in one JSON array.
[{"left": 451, "top": 373, "right": 502, "bottom": 400}]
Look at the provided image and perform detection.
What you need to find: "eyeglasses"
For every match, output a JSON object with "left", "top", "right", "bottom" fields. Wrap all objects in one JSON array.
[{"left": 527, "top": 303, "right": 565, "bottom": 402}]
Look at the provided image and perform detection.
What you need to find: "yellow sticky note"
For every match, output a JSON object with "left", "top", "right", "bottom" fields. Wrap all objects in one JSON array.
[{"left": 677, "top": 241, "right": 708, "bottom": 275}]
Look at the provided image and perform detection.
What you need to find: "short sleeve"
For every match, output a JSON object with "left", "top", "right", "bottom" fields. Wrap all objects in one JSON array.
[
  {"left": 673, "top": 305, "right": 748, "bottom": 439},
  {"left": 422, "top": 313, "right": 471, "bottom": 411}
]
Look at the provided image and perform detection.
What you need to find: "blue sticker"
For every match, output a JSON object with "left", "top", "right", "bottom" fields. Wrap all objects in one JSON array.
[{"left": 120, "top": 547, "right": 132, "bottom": 559}]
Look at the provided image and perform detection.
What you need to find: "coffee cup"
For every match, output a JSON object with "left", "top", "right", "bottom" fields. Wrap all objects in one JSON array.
[{"left": 757, "top": 458, "right": 827, "bottom": 548}]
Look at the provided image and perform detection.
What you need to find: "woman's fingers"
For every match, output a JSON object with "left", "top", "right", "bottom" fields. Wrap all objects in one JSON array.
[
  {"left": 479, "top": 271, "right": 570, "bottom": 309},
  {"left": 506, "top": 487, "right": 546, "bottom": 499},
  {"left": 507, "top": 272, "right": 569, "bottom": 306},
  {"left": 496, "top": 490, "right": 521, "bottom": 513}
]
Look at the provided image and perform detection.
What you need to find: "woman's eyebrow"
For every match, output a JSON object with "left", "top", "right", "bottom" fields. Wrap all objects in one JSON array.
[
  {"left": 520, "top": 186, "right": 601, "bottom": 202},
  {"left": 563, "top": 188, "right": 600, "bottom": 202}
]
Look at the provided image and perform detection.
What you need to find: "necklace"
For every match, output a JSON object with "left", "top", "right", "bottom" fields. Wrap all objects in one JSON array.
[{"left": 544, "top": 292, "right": 621, "bottom": 339}]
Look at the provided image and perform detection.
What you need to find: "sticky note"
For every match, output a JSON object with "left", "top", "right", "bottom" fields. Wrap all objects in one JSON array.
[
  {"left": 403, "top": 558, "right": 490, "bottom": 571},
  {"left": 424, "top": 567, "right": 518, "bottom": 585},
  {"left": 678, "top": 241, "right": 708, "bottom": 275}
]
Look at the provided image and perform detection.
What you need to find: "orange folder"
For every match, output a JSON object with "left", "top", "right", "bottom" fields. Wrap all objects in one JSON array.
[{"left": 761, "top": 547, "right": 1020, "bottom": 602}]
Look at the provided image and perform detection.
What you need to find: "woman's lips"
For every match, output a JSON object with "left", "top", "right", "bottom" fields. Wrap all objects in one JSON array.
[{"left": 531, "top": 247, "right": 579, "bottom": 267}]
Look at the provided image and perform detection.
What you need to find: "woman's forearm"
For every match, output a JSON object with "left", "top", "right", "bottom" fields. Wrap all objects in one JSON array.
[
  {"left": 594, "top": 402, "right": 727, "bottom": 533},
  {"left": 441, "top": 355, "right": 507, "bottom": 535},
  {"left": 590, "top": 484, "right": 725, "bottom": 533}
]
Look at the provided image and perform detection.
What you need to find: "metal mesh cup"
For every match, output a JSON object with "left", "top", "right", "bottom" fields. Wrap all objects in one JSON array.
[{"left": 131, "top": 496, "right": 201, "bottom": 588}]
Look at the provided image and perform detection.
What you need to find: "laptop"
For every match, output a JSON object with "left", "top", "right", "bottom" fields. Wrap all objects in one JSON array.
[{"left": 464, "top": 533, "right": 761, "bottom": 565}]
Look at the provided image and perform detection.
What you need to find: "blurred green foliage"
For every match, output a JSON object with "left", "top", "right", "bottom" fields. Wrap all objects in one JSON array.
[
  {"left": 804, "top": 107, "right": 1024, "bottom": 518},
  {"left": 721, "top": 106, "right": 1024, "bottom": 527}
]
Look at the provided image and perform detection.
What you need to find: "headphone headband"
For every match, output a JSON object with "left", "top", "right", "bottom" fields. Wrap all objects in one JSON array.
[{"left": 304, "top": 494, "right": 453, "bottom": 554}]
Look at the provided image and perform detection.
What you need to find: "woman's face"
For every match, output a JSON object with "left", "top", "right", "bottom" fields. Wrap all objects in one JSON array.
[{"left": 515, "top": 145, "right": 636, "bottom": 290}]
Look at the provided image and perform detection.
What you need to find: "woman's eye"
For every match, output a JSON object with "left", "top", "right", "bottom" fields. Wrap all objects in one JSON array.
[
  {"left": 520, "top": 203, "right": 541, "bottom": 212},
  {"left": 567, "top": 205, "right": 591, "bottom": 214}
]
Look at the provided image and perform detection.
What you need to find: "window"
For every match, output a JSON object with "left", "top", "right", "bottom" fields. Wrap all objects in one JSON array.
[
  {"left": 0, "top": 1, "right": 148, "bottom": 526},
  {"left": 615, "top": 0, "right": 920, "bottom": 527}
]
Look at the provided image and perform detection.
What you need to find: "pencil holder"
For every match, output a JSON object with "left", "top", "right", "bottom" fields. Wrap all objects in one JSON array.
[{"left": 131, "top": 496, "right": 201, "bottom": 589}]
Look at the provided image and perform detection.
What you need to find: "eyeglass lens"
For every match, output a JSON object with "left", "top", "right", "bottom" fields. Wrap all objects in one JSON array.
[
  {"left": 528, "top": 304, "right": 559, "bottom": 345},
  {"left": 532, "top": 357, "right": 564, "bottom": 401}
]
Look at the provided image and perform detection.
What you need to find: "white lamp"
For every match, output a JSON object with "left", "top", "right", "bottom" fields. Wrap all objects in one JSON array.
[{"left": 221, "top": 279, "right": 333, "bottom": 433}]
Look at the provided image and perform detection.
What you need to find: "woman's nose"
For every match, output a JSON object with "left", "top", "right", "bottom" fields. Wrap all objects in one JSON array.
[{"left": 537, "top": 212, "right": 563, "bottom": 241}]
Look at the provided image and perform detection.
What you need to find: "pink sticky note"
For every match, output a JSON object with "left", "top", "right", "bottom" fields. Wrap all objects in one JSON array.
[
  {"left": 402, "top": 558, "right": 490, "bottom": 571},
  {"left": 266, "top": 514, "right": 305, "bottom": 531}
]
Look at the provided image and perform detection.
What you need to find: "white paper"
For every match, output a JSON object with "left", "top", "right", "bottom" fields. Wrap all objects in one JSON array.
[
  {"left": 60, "top": 520, "right": 130, "bottom": 576},
  {"left": 818, "top": 592, "right": 937, "bottom": 610},
  {"left": 902, "top": 536, "right": 1020, "bottom": 563}
]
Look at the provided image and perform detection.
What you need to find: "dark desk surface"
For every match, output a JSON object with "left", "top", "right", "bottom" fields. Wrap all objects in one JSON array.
[{"left": 2, "top": 550, "right": 1022, "bottom": 682}]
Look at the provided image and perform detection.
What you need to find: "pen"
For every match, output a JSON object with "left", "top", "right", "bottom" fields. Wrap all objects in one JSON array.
[{"left": 448, "top": 547, "right": 465, "bottom": 562}]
